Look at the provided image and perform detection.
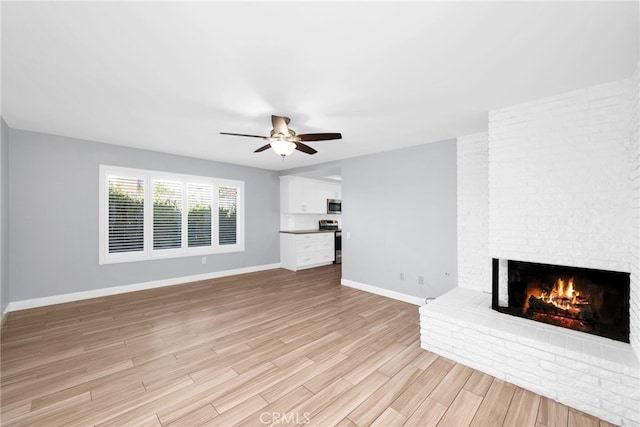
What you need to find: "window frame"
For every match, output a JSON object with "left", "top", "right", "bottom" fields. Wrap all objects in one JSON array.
[{"left": 99, "top": 165, "right": 245, "bottom": 264}]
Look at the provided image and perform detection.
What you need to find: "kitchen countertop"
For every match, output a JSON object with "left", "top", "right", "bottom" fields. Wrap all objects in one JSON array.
[{"left": 279, "top": 229, "right": 338, "bottom": 234}]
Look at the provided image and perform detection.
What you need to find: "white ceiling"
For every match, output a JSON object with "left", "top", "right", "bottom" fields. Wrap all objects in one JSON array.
[{"left": 2, "top": 1, "right": 639, "bottom": 171}]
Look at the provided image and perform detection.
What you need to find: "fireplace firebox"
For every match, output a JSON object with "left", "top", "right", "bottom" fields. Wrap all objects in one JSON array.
[{"left": 492, "top": 259, "right": 630, "bottom": 343}]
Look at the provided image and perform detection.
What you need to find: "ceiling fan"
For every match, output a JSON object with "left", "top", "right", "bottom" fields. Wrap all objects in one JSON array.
[{"left": 220, "top": 115, "right": 342, "bottom": 157}]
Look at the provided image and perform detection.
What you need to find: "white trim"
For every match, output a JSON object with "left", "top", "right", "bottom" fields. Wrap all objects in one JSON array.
[
  {"left": 6, "top": 263, "right": 281, "bottom": 312},
  {"left": 341, "top": 279, "right": 424, "bottom": 306},
  {"left": 1, "top": 305, "right": 8, "bottom": 327}
]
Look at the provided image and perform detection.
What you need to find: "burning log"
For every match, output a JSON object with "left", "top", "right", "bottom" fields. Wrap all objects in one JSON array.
[{"left": 526, "top": 294, "right": 596, "bottom": 322}]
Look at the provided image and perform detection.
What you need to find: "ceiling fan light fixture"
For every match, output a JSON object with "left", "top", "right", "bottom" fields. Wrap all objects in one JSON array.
[
  {"left": 220, "top": 114, "right": 340, "bottom": 157},
  {"left": 270, "top": 139, "right": 296, "bottom": 157}
]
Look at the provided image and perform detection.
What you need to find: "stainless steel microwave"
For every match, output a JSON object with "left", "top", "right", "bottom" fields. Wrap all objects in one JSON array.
[{"left": 327, "top": 199, "right": 341, "bottom": 214}]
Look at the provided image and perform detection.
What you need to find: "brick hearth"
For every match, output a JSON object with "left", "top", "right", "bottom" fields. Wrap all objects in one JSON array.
[{"left": 420, "top": 288, "right": 639, "bottom": 426}]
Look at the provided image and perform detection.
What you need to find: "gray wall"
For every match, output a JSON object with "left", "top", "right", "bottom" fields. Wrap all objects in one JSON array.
[
  {"left": 9, "top": 129, "right": 280, "bottom": 301},
  {"left": 1, "top": 118, "right": 9, "bottom": 314},
  {"left": 341, "top": 140, "right": 457, "bottom": 299}
]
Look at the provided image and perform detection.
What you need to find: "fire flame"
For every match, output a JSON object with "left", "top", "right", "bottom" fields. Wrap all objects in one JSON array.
[
  {"left": 541, "top": 277, "right": 579, "bottom": 309},
  {"left": 524, "top": 276, "right": 589, "bottom": 315}
]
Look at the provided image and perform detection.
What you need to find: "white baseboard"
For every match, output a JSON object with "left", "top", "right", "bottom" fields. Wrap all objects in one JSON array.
[
  {"left": 340, "top": 278, "right": 424, "bottom": 306},
  {"left": 7, "top": 263, "right": 281, "bottom": 312},
  {"left": 1, "top": 305, "right": 8, "bottom": 327}
]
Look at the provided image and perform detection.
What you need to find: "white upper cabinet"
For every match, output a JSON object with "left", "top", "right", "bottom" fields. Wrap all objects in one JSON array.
[
  {"left": 280, "top": 176, "right": 341, "bottom": 214},
  {"left": 322, "top": 182, "right": 341, "bottom": 200}
]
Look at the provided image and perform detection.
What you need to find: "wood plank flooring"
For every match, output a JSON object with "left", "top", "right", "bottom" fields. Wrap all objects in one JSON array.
[{"left": 0, "top": 265, "right": 615, "bottom": 426}]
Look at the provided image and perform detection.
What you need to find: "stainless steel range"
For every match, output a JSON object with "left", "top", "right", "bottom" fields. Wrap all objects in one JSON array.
[{"left": 319, "top": 219, "right": 341, "bottom": 264}]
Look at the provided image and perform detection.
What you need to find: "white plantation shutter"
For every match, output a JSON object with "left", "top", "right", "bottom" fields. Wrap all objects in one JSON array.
[
  {"left": 153, "top": 180, "right": 183, "bottom": 250},
  {"left": 218, "top": 186, "right": 238, "bottom": 245},
  {"left": 100, "top": 165, "right": 244, "bottom": 264},
  {"left": 187, "top": 183, "right": 213, "bottom": 247},
  {"left": 108, "top": 176, "right": 145, "bottom": 253}
]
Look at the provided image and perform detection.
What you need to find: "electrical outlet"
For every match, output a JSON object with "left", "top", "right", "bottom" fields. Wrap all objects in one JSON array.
[
  {"left": 400, "top": 273, "right": 404, "bottom": 281},
  {"left": 201, "top": 257, "right": 207, "bottom": 265},
  {"left": 418, "top": 276, "right": 424, "bottom": 285}
]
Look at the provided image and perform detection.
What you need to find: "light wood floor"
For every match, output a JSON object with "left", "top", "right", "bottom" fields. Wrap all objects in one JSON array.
[{"left": 1, "top": 264, "right": 615, "bottom": 427}]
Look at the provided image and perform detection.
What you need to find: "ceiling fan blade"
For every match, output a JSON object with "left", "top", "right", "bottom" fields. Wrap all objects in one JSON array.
[
  {"left": 254, "top": 143, "right": 272, "bottom": 153},
  {"left": 271, "top": 115, "right": 290, "bottom": 136},
  {"left": 297, "top": 133, "right": 342, "bottom": 142},
  {"left": 295, "top": 142, "right": 318, "bottom": 155},
  {"left": 220, "top": 132, "right": 268, "bottom": 139}
]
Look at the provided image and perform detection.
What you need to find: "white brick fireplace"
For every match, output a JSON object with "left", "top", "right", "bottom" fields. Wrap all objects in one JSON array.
[{"left": 421, "top": 63, "right": 640, "bottom": 426}]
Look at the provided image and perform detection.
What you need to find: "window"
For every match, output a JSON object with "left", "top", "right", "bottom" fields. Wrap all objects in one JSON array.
[
  {"left": 99, "top": 165, "right": 244, "bottom": 264},
  {"left": 153, "top": 180, "right": 183, "bottom": 250},
  {"left": 218, "top": 186, "right": 238, "bottom": 245},
  {"left": 108, "top": 175, "right": 144, "bottom": 253},
  {"left": 187, "top": 183, "right": 213, "bottom": 248}
]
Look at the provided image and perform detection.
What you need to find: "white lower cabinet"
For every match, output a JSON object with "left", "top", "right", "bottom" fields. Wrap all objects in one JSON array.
[{"left": 280, "top": 232, "right": 335, "bottom": 271}]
